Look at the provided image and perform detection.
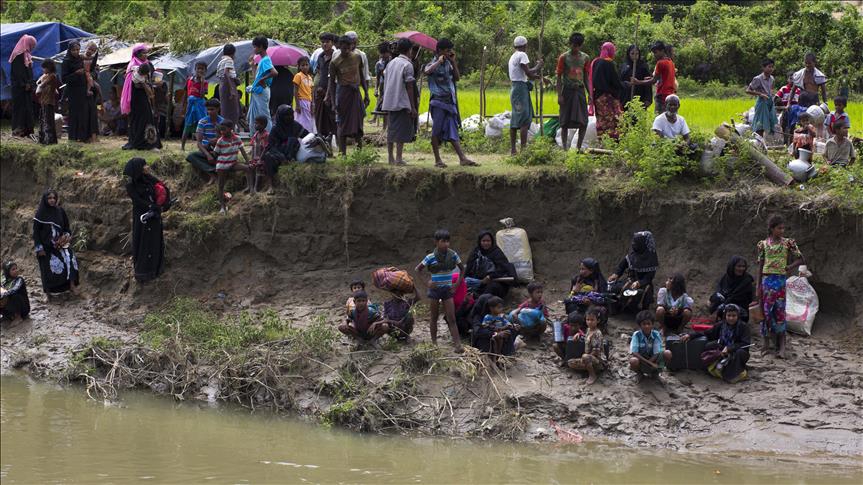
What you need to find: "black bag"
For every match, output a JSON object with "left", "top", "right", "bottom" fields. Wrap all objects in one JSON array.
[
  {"left": 564, "top": 336, "right": 585, "bottom": 362},
  {"left": 666, "top": 336, "right": 707, "bottom": 371}
]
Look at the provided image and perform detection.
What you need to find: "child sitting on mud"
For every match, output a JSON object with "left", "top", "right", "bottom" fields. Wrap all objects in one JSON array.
[
  {"left": 629, "top": 310, "right": 671, "bottom": 383},
  {"left": 482, "top": 296, "right": 518, "bottom": 359},
  {"left": 415, "top": 229, "right": 465, "bottom": 353},
  {"left": 339, "top": 290, "right": 389, "bottom": 345},
  {"left": 510, "top": 281, "right": 549, "bottom": 340},
  {"left": 345, "top": 280, "right": 365, "bottom": 315},
  {"left": 552, "top": 311, "right": 585, "bottom": 361},
  {"left": 382, "top": 295, "right": 416, "bottom": 341},
  {"left": 567, "top": 306, "right": 606, "bottom": 385},
  {"left": 655, "top": 273, "right": 694, "bottom": 336}
]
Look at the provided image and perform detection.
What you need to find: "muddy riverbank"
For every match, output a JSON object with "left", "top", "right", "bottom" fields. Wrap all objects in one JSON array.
[{"left": 1, "top": 141, "right": 862, "bottom": 460}]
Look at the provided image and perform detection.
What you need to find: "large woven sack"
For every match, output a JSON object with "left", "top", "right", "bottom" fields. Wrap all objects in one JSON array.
[
  {"left": 372, "top": 267, "right": 415, "bottom": 295},
  {"left": 496, "top": 218, "right": 534, "bottom": 282},
  {"left": 786, "top": 276, "right": 819, "bottom": 336}
]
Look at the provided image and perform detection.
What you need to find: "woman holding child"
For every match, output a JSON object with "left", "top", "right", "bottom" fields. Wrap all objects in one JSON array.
[
  {"left": 464, "top": 230, "right": 516, "bottom": 299},
  {"left": 61, "top": 41, "right": 98, "bottom": 143},
  {"left": 32, "top": 190, "right": 80, "bottom": 295}
]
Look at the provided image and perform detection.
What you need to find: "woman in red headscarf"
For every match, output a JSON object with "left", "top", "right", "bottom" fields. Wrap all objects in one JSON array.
[
  {"left": 590, "top": 42, "right": 624, "bottom": 140},
  {"left": 8, "top": 34, "right": 37, "bottom": 137}
]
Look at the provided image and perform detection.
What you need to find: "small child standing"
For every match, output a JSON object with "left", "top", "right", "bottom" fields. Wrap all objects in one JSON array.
[
  {"left": 345, "top": 280, "right": 366, "bottom": 316},
  {"left": 292, "top": 56, "right": 317, "bottom": 134},
  {"left": 629, "top": 310, "right": 671, "bottom": 383},
  {"left": 415, "top": 229, "right": 465, "bottom": 353},
  {"left": 482, "top": 296, "right": 517, "bottom": 358},
  {"left": 182, "top": 62, "right": 209, "bottom": 150},
  {"left": 213, "top": 120, "right": 253, "bottom": 213},
  {"left": 35, "top": 58, "right": 60, "bottom": 145},
  {"left": 745, "top": 58, "right": 776, "bottom": 137},
  {"left": 756, "top": 215, "right": 804, "bottom": 358},
  {"left": 248, "top": 115, "right": 269, "bottom": 191},
  {"left": 655, "top": 273, "right": 694, "bottom": 336},
  {"left": 373, "top": 42, "right": 392, "bottom": 127},
  {"left": 339, "top": 290, "right": 389, "bottom": 345},
  {"left": 568, "top": 306, "right": 606, "bottom": 385},
  {"left": 825, "top": 119, "right": 856, "bottom": 167},
  {"left": 82, "top": 41, "right": 101, "bottom": 99},
  {"left": 510, "top": 281, "right": 549, "bottom": 339},
  {"left": 792, "top": 112, "right": 816, "bottom": 158},
  {"left": 775, "top": 70, "right": 802, "bottom": 145},
  {"left": 824, "top": 96, "right": 849, "bottom": 137}
]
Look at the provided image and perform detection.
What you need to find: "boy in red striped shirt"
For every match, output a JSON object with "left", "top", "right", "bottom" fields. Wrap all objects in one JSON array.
[{"left": 214, "top": 120, "right": 253, "bottom": 213}]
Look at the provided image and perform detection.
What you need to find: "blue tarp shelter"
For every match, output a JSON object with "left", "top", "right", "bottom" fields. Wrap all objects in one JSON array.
[{"left": 1, "top": 22, "right": 94, "bottom": 100}]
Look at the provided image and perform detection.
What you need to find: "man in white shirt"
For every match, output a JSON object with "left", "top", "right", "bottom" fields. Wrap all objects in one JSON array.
[
  {"left": 508, "top": 35, "right": 543, "bottom": 155},
  {"left": 651, "top": 95, "right": 690, "bottom": 142}
]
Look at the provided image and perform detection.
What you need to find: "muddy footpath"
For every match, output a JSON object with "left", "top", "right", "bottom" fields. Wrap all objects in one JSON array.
[{"left": 1, "top": 141, "right": 862, "bottom": 463}]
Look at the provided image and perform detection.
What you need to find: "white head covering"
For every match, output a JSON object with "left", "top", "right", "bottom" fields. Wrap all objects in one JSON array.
[
  {"left": 345, "top": 31, "right": 358, "bottom": 40},
  {"left": 513, "top": 36, "right": 527, "bottom": 47}
]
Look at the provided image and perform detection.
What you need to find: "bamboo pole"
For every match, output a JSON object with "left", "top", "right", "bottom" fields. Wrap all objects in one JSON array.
[
  {"left": 630, "top": 12, "right": 640, "bottom": 103},
  {"left": 480, "top": 46, "right": 487, "bottom": 119},
  {"left": 538, "top": 0, "right": 546, "bottom": 132},
  {"left": 167, "top": 72, "right": 175, "bottom": 139}
]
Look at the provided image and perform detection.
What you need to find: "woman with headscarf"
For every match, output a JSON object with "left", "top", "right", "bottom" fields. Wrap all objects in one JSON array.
[
  {"left": 1, "top": 261, "right": 31, "bottom": 323},
  {"left": 681, "top": 303, "right": 750, "bottom": 383},
  {"left": 62, "top": 41, "right": 90, "bottom": 142},
  {"left": 123, "top": 61, "right": 162, "bottom": 151},
  {"left": 709, "top": 256, "right": 755, "bottom": 322},
  {"left": 565, "top": 258, "right": 610, "bottom": 326},
  {"left": 260, "top": 104, "right": 308, "bottom": 190},
  {"left": 217, "top": 43, "right": 241, "bottom": 127},
  {"left": 620, "top": 45, "right": 652, "bottom": 110},
  {"left": 124, "top": 158, "right": 165, "bottom": 283},
  {"left": 9, "top": 34, "right": 37, "bottom": 137},
  {"left": 463, "top": 230, "right": 517, "bottom": 299},
  {"left": 32, "top": 189, "right": 79, "bottom": 295},
  {"left": 269, "top": 65, "right": 295, "bottom": 115},
  {"left": 608, "top": 231, "right": 659, "bottom": 311},
  {"left": 121, "top": 44, "right": 150, "bottom": 115},
  {"left": 590, "top": 42, "right": 623, "bottom": 139}
]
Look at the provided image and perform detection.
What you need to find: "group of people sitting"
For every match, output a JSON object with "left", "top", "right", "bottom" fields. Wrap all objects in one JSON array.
[{"left": 337, "top": 216, "right": 805, "bottom": 387}]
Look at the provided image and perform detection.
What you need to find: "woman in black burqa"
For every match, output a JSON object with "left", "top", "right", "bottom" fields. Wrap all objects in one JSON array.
[
  {"left": 261, "top": 104, "right": 308, "bottom": 187},
  {"left": 463, "top": 230, "right": 517, "bottom": 298},
  {"left": 124, "top": 158, "right": 165, "bottom": 282},
  {"left": 32, "top": 189, "right": 80, "bottom": 294},
  {"left": 61, "top": 41, "right": 98, "bottom": 142},
  {"left": 608, "top": 230, "right": 659, "bottom": 310},
  {"left": 709, "top": 255, "right": 755, "bottom": 322}
]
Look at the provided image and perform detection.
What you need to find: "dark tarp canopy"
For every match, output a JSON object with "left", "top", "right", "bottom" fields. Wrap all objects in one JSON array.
[
  {"left": 189, "top": 38, "right": 284, "bottom": 83},
  {"left": 1, "top": 22, "right": 95, "bottom": 100}
]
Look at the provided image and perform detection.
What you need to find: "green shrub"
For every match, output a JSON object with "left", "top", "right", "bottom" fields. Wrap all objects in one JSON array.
[
  {"left": 608, "top": 102, "right": 698, "bottom": 189},
  {"left": 338, "top": 146, "right": 380, "bottom": 168},
  {"left": 506, "top": 135, "right": 565, "bottom": 166}
]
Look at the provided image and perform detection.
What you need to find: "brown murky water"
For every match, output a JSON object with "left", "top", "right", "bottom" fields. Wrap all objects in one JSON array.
[{"left": 1, "top": 376, "right": 860, "bottom": 484}]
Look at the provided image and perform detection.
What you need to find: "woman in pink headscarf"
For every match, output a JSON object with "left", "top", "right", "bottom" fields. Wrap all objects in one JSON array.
[
  {"left": 121, "top": 44, "right": 150, "bottom": 115},
  {"left": 590, "top": 41, "right": 624, "bottom": 140},
  {"left": 9, "top": 34, "right": 37, "bottom": 137}
]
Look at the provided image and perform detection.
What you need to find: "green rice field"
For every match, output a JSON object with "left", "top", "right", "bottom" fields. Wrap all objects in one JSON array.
[{"left": 370, "top": 88, "right": 862, "bottom": 137}]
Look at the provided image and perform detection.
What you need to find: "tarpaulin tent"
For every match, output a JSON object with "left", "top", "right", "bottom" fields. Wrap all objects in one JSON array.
[
  {"left": 0, "top": 22, "right": 94, "bottom": 100},
  {"left": 189, "top": 38, "right": 285, "bottom": 83}
]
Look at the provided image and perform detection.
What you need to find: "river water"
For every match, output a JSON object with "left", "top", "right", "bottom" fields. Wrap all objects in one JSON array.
[{"left": 1, "top": 376, "right": 860, "bottom": 484}]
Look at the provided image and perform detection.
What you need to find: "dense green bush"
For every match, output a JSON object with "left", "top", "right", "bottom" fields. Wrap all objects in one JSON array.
[{"left": 3, "top": 0, "right": 860, "bottom": 93}]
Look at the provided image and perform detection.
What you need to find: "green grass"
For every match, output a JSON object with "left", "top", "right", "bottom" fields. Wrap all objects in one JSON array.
[{"left": 363, "top": 88, "right": 862, "bottom": 137}]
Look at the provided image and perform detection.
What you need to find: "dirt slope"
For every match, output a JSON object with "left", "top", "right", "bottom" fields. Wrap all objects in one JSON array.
[{"left": 1, "top": 146, "right": 862, "bottom": 460}]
